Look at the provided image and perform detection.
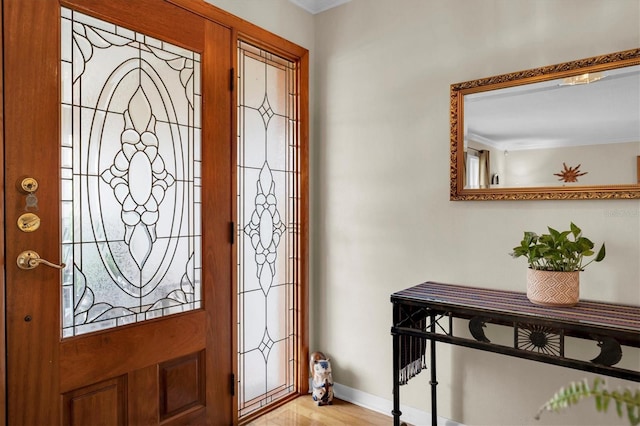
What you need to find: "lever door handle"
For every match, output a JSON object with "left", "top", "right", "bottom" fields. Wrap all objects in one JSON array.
[{"left": 17, "top": 250, "right": 66, "bottom": 270}]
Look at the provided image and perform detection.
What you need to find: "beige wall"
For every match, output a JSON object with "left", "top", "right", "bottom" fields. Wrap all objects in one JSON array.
[
  {"left": 208, "top": 1, "right": 640, "bottom": 425},
  {"left": 204, "top": 0, "right": 314, "bottom": 49}
]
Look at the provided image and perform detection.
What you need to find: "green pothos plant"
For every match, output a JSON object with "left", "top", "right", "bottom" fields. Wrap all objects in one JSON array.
[
  {"left": 536, "top": 377, "right": 640, "bottom": 425},
  {"left": 510, "top": 222, "right": 606, "bottom": 271}
]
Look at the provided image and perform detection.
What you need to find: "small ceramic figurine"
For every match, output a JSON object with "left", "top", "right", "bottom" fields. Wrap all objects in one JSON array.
[{"left": 310, "top": 351, "right": 334, "bottom": 406}]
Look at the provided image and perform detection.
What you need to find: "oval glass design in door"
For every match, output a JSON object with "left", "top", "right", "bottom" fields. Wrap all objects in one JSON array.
[{"left": 60, "top": 7, "right": 202, "bottom": 337}]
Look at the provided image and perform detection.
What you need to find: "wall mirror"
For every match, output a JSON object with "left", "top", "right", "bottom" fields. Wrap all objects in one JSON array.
[{"left": 450, "top": 48, "right": 640, "bottom": 201}]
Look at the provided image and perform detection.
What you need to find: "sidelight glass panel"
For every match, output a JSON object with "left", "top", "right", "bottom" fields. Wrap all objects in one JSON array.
[
  {"left": 60, "top": 8, "right": 202, "bottom": 338},
  {"left": 237, "top": 41, "right": 299, "bottom": 417}
]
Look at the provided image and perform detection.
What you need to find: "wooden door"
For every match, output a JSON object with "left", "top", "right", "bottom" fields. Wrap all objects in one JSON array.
[{"left": 4, "top": 0, "right": 233, "bottom": 424}]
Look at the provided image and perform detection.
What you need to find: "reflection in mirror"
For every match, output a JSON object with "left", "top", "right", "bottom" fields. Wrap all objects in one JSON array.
[
  {"left": 465, "top": 65, "right": 640, "bottom": 188},
  {"left": 450, "top": 48, "right": 640, "bottom": 200}
]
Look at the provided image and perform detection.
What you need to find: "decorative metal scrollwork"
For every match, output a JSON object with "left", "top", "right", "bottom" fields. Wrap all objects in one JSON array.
[
  {"left": 590, "top": 336, "right": 622, "bottom": 366},
  {"left": 396, "top": 305, "right": 430, "bottom": 329},
  {"left": 468, "top": 317, "right": 490, "bottom": 343},
  {"left": 516, "top": 324, "right": 563, "bottom": 356}
]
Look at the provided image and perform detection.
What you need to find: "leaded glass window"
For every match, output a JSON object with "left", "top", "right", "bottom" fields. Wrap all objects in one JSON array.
[
  {"left": 237, "top": 41, "right": 299, "bottom": 417},
  {"left": 60, "top": 7, "right": 202, "bottom": 337}
]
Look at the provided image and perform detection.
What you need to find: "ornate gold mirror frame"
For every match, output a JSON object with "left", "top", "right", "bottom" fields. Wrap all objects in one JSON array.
[{"left": 450, "top": 48, "right": 640, "bottom": 201}]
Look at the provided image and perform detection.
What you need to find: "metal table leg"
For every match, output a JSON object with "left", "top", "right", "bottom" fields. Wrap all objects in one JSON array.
[
  {"left": 430, "top": 314, "right": 438, "bottom": 426},
  {"left": 392, "top": 327, "right": 402, "bottom": 425}
]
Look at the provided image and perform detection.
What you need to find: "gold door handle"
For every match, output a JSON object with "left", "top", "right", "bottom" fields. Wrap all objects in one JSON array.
[{"left": 17, "top": 250, "right": 66, "bottom": 270}]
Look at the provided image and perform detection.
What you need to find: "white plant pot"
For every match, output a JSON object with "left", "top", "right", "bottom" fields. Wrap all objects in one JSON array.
[{"left": 526, "top": 269, "right": 580, "bottom": 307}]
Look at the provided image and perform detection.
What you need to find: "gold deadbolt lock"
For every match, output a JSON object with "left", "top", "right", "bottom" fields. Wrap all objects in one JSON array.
[{"left": 20, "top": 177, "right": 39, "bottom": 193}]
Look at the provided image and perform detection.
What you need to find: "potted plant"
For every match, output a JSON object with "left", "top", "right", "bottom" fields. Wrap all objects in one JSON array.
[{"left": 510, "top": 222, "right": 606, "bottom": 306}]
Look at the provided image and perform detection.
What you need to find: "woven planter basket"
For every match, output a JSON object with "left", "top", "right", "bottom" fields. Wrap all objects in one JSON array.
[{"left": 526, "top": 269, "right": 580, "bottom": 307}]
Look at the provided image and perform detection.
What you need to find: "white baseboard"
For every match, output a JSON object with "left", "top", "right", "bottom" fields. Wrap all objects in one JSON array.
[{"left": 331, "top": 382, "right": 464, "bottom": 426}]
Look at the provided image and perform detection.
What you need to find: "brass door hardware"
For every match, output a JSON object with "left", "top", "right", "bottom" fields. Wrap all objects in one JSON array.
[
  {"left": 17, "top": 250, "right": 66, "bottom": 270},
  {"left": 20, "top": 177, "right": 39, "bottom": 193},
  {"left": 17, "top": 213, "right": 41, "bottom": 232},
  {"left": 18, "top": 177, "right": 39, "bottom": 211}
]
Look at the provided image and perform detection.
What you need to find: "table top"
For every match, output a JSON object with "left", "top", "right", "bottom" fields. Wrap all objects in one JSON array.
[{"left": 391, "top": 281, "right": 640, "bottom": 333}]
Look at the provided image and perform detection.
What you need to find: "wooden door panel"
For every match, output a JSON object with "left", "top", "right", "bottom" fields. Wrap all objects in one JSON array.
[
  {"left": 62, "top": 376, "right": 127, "bottom": 426},
  {"left": 159, "top": 351, "right": 206, "bottom": 420},
  {"left": 128, "top": 365, "right": 159, "bottom": 425},
  {"left": 61, "top": 0, "right": 205, "bottom": 50},
  {"left": 4, "top": 0, "right": 61, "bottom": 422},
  {"left": 60, "top": 312, "right": 206, "bottom": 393},
  {"left": 4, "top": 0, "right": 233, "bottom": 424}
]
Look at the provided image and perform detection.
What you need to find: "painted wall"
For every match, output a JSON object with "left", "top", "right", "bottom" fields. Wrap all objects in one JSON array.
[
  {"left": 204, "top": 0, "right": 314, "bottom": 49},
  {"left": 313, "top": 1, "right": 640, "bottom": 425},
  {"left": 207, "top": 1, "right": 640, "bottom": 425}
]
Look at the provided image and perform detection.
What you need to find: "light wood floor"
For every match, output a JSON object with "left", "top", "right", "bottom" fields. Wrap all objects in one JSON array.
[{"left": 246, "top": 396, "right": 395, "bottom": 426}]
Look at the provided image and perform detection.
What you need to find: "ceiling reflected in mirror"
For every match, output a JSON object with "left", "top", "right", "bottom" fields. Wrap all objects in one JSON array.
[{"left": 464, "top": 65, "right": 640, "bottom": 152}]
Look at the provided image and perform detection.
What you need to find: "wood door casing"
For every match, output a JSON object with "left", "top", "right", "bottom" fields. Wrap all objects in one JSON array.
[
  {"left": 167, "top": 1, "right": 310, "bottom": 422},
  {"left": 0, "top": 3, "right": 6, "bottom": 423},
  {"left": 167, "top": 4, "right": 311, "bottom": 423},
  {"left": 4, "top": 0, "right": 232, "bottom": 424}
]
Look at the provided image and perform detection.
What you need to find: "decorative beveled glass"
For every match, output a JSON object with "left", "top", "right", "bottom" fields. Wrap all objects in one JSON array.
[
  {"left": 237, "top": 41, "right": 299, "bottom": 417},
  {"left": 60, "top": 7, "right": 202, "bottom": 337}
]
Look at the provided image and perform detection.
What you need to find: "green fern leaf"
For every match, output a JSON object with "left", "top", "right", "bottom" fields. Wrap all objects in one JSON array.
[{"left": 536, "top": 378, "right": 640, "bottom": 425}]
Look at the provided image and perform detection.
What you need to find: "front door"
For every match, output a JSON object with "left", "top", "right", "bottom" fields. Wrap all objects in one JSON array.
[{"left": 4, "top": 0, "right": 233, "bottom": 424}]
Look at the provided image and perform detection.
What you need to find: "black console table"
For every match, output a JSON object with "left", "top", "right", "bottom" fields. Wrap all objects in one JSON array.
[{"left": 390, "top": 281, "right": 640, "bottom": 426}]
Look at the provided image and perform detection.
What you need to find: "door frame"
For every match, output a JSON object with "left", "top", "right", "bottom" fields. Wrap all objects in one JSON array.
[
  {"left": 166, "top": 1, "right": 310, "bottom": 422},
  {"left": 0, "top": 2, "right": 6, "bottom": 422},
  {"left": 1, "top": 0, "right": 308, "bottom": 424}
]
